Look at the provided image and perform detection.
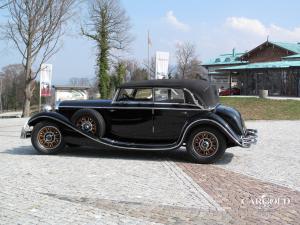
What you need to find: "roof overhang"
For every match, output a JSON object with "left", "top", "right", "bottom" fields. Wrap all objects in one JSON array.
[{"left": 216, "top": 61, "right": 300, "bottom": 72}]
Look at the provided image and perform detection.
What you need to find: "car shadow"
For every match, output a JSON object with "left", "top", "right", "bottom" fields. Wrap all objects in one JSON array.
[{"left": 2, "top": 146, "right": 234, "bottom": 165}]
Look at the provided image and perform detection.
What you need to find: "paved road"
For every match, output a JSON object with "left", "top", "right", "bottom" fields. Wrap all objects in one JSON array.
[{"left": 0, "top": 118, "right": 299, "bottom": 224}]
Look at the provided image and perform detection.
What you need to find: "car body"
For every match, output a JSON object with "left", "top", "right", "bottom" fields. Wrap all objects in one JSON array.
[
  {"left": 219, "top": 87, "right": 241, "bottom": 96},
  {"left": 21, "top": 79, "right": 257, "bottom": 164}
]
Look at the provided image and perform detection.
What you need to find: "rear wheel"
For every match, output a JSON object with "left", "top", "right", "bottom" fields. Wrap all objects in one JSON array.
[
  {"left": 71, "top": 109, "right": 106, "bottom": 138},
  {"left": 187, "top": 127, "right": 226, "bottom": 164},
  {"left": 31, "top": 122, "right": 65, "bottom": 154}
]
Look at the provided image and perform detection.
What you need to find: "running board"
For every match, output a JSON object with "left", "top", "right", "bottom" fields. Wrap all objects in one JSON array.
[{"left": 100, "top": 138, "right": 178, "bottom": 150}]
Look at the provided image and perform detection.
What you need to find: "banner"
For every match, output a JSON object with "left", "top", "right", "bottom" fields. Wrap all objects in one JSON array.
[
  {"left": 155, "top": 51, "right": 169, "bottom": 79},
  {"left": 40, "top": 64, "right": 52, "bottom": 97}
]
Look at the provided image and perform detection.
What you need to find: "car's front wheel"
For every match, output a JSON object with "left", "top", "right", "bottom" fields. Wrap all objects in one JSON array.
[
  {"left": 187, "top": 127, "right": 226, "bottom": 164},
  {"left": 31, "top": 122, "right": 65, "bottom": 154}
]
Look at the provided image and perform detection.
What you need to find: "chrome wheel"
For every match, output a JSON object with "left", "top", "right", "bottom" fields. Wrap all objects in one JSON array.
[
  {"left": 37, "top": 126, "right": 62, "bottom": 150},
  {"left": 192, "top": 131, "right": 219, "bottom": 157},
  {"left": 75, "top": 116, "right": 97, "bottom": 134}
]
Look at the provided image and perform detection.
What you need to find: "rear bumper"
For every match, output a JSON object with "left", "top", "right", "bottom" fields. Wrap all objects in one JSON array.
[{"left": 241, "top": 129, "right": 258, "bottom": 148}]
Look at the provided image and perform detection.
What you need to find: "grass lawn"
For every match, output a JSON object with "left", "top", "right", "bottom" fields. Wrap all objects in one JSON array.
[{"left": 220, "top": 97, "right": 300, "bottom": 120}]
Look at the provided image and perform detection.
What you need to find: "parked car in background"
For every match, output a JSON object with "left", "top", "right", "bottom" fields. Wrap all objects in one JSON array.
[
  {"left": 21, "top": 80, "right": 257, "bottom": 164},
  {"left": 219, "top": 87, "right": 241, "bottom": 96}
]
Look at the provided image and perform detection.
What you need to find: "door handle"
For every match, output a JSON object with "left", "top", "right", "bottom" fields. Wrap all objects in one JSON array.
[
  {"left": 182, "top": 111, "right": 187, "bottom": 115},
  {"left": 109, "top": 109, "right": 116, "bottom": 112}
]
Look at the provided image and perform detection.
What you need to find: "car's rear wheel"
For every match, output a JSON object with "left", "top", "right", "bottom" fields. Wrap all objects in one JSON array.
[
  {"left": 187, "top": 127, "right": 226, "bottom": 164},
  {"left": 71, "top": 109, "right": 106, "bottom": 138},
  {"left": 31, "top": 122, "right": 65, "bottom": 154}
]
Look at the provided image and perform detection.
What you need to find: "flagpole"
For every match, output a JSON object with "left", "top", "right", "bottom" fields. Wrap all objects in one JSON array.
[{"left": 147, "top": 30, "right": 150, "bottom": 80}]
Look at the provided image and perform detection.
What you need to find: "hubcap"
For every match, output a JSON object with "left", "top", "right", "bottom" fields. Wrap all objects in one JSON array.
[
  {"left": 192, "top": 131, "right": 219, "bottom": 157},
  {"left": 37, "top": 126, "right": 61, "bottom": 150},
  {"left": 75, "top": 116, "right": 97, "bottom": 134}
]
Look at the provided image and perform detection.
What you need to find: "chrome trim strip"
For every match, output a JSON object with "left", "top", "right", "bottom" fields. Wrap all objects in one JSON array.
[
  {"left": 27, "top": 115, "right": 243, "bottom": 150},
  {"left": 153, "top": 102, "right": 196, "bottom": 106},
  {"left": 58, "top": 105, "right": 203, "bottom": 111},
  {"left": 111, "top": 89, "right": 120, "bottom": 104},
  {"left": 183, "top": 88, "right": 202, "bottom": 108}
]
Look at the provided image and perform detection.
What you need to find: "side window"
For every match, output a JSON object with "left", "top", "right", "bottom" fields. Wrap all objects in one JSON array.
[
  {"left": 117, "top": 88, "right": 153, "bottom": 102},
  {"left": 154, "top": 88, "right": 185, "bottom": 103},
  {"left": 117, "top": 88, "right": 134, "bottom": 101}
]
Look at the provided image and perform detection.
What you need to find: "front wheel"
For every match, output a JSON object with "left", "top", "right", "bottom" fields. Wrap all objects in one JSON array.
[
  {"left": 31, "top": 122, "right": 65, "bottom": 154},
  {"left": 187, "top": 127, "right": 226, "bottom": 164}
]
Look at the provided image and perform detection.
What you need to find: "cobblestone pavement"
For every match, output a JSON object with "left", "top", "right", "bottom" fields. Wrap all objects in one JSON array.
[
  {"left": 0, "top": 118, "right": 299, "bottom": 224},
  {"left": 217, "top": 121, "right": 300, "bottom": 191}
]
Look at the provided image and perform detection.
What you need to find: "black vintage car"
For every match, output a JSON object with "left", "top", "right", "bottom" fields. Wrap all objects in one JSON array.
[{"left": 21, "top": 79, "right": 257, "bottom": 164}]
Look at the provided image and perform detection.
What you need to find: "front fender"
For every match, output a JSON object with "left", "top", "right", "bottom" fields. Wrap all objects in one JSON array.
[
  {"left": 182, "top": 112, "right": 243, "bottom": 147},
  {"left": 28, "top": 112, "right": 73, "bottom": 127}
]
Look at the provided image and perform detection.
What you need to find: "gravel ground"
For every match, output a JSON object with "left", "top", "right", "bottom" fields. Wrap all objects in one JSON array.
[{"left": 0, "top": 118, "right": 299, "bottom": 224}]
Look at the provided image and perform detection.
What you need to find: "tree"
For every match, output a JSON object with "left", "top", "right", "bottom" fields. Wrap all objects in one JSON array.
[
  {"left": 0, "top": 64, "right": 25, "bottom": 111},
  {"left": 0, "top": 0, "right": 10, "bottom": 9},
  {"left": 175, "top": 42, "right": 196, "bottom": 79},
  {"left": 143, "top": 56, "right": 156, "bottom": 79},
  {"left": 82, "top": 0, "right": 132, "bottom": 99},
  {"left": 186, "top": 58, "right": 208, "bottom": 80},
  {"left": 4, "top": 0, "right": 76, "bottom": 117},
  {"left": 131, "top": 68, "right": 148, "bottom": 81},
  {"left": 110, "top": 61, "right": 126, "bottom": 95}
]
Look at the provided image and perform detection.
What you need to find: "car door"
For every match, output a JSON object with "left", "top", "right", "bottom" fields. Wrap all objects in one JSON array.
[
  {"left": 153, "top": 88, "right": 188, "bottom": 142},
  {"left": 109, "top": 88, "right": 154, "bottom": 141}
]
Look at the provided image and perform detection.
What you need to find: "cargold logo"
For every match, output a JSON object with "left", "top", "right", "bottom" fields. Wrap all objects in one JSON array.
[{"left": 241, "top": 194, "right": 291, "bottom": 210}]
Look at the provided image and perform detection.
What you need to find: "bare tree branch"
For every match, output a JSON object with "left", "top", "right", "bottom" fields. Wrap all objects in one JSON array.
[
  {"left": 175, "top": 42, "right": 196, "bottom": 79},
  {"left": 3, "top": 0, "right": 76, "bottom": 117},
  {"left": 82, "top": 0, "right": 133, "bottom": 57},
  {"left": 0, "top": 0, "right": 11, "bottom": 9}
]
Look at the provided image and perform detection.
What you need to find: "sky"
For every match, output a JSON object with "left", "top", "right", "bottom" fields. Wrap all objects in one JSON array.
[{"left": 1, "top": 0, "right": 300, "bottom": 84}]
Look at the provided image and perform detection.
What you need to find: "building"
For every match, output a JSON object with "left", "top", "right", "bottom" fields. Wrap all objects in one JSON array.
[
  {"left": 203, "top": 41, "right": 300, "bottom": 97},
  {"left": 203, "top": 49, "right": 248, "bottom": 90}
]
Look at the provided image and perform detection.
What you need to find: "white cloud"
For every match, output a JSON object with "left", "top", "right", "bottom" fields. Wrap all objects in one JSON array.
[
  {"left": 164, "top": 11, "right": 190, "bottom": 32},
  {"left": 226, "top": 17, "right": 267, "bottom": 36},
  {"left": 225, "top": 17, "right": 300, "bottom": 41}
]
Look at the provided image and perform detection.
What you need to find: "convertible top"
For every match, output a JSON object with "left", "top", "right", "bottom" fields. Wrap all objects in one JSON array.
[{"left": 120, "top": 79, "right": 219, "bottom": 108}]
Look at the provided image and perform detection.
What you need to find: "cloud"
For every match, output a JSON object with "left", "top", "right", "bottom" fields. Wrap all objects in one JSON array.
[
  {"left": 164, "top": 11, "right": 190, "bottom": 32},
  {"left": 225, "top": 17, "right": 300, "bottom": 41},
  {"left": 226, "top": 17, "right": 267, "bottom": 36}
]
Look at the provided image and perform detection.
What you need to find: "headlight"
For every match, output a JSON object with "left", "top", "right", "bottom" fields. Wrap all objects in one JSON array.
[{"left": 42, "top": 104, "right": 52, "bottom": 112}]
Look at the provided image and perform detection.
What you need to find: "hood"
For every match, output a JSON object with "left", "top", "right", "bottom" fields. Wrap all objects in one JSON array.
[{"left": 59, "top": 99, "right": 112, "bottom": 108}]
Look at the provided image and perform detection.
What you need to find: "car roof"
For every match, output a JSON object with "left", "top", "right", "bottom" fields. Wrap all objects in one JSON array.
[
  {"left": 120, "top": 79, "right": 208, "bottom": 90},
  {"left": 119, "top": 79, "right": 219, "bottom": 108}
]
